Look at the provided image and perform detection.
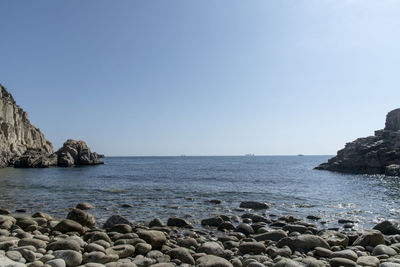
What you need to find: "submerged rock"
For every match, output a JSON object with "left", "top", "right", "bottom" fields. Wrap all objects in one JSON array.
[{"left": 315, "top": 108, "right": 400, "bottom": 175}]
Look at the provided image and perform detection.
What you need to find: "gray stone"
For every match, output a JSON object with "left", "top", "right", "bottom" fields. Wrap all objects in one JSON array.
[
  {"left": 278, "top": 234, "right": 330, "bottom": 251},
  {"left": 6, "top": 250, "right": 23, "bottom": 262},
  {"left": 372, "top": 245, "right": 397, "bottom": 256},
  {"left": 196, "top": 255, "right": 233, "bottom": 267},
  {"left": 318, "top": 230, "right": 349, "bottom": 247},
  {"left": 105, "top": 245, "right": 135, "bottom": 258},
  {"left": 357, "top": 256, "right": 380, "bottom": 267},
  {"left": 167, "top": 247, "right": 195, "bottom": 264},
  {"left": 238, "top": 242, "right": 266, "bottom": 254},
  {"left": 198, "top": 242, "right": 224, "bottom": 256},
  {"left": 53, "top": 250, "right": 82, "bottom": 267},
  {"left": 82, "top": 252, "right": 118, "bottom": 264},
  {"left": 329, "top": 257, "right": 356, "bottom": 267},
  {"left": 254, "top": 230, "right": 288, "bottom": 242},
  {"left": 19, "top": 238, "right": 47, "bottom": 249},
  {"left": 330, "top": 249, "right": 358, "bottom": 262},
  {"left": 54, "top": 219, "right": 85, "bottom": 234},
  {"left": 137, "top": 230, "right": 166, "bottom": 250},
  {"left": 47, "top": 258, "right": 67, "bottom": 267},
  {"left": 273, "top": 258, "right": 303, "bottom": 267},
  {"left": 353, "top": 230, "right": 385, "bottom": 247},
  {"left": 47, "top": 239, "right": 81, "bottom": 252}
]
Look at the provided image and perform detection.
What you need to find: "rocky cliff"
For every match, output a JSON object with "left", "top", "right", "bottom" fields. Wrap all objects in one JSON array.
[
  {"left": 315, "top": 108, "right": 400, "bottom": 176},
  {"left": 0, "top": 84, "right": 54, "bottom": 167},
  {"left": 0, "top": 84, "right": 104, "bottom": 168}
]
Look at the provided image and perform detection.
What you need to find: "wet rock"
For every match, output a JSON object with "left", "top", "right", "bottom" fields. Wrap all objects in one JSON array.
[
  {"left": 149, "top": 218, "right": 164, "bottom": 228},
  {"left": 196, "top": 255, "right": 233, "bottom": 267},
  {"left": 353, "top": 230, "right": 385, "bottom": 247},
  {"left": 373, "top": 221, "right": 400, "bottom": 235},
  {"left": 167, "top": 217, "right": 190, "bottom": 228},
  {"left": 104, "top": 215, "right": 130, "bottom": 229},
  {"left": 282, "top": 224, "right": 308, "bottom": 234},
  {"left": 235, "top": 223, "right": 254, "bottom": 236},
  {"left": 76, "top": 203, "right": 94, "bottom": 210},
  {"left": 218, "top": 222, "right": 235, "bottom": 231},
  {"left": 242, "top": 213, "right": 270, "bottom": 223},
  {"left": 201, "top": 217, "right": 224, "bottom": 227},
  {"left": 167, "top": 247, "right": 195, "bottom": 264},
  {"left": 67, "top": 208, "right": 96, "bottom": 228},
  {"left": 239, "top": 201, "right": 269, "bottom": 210}
]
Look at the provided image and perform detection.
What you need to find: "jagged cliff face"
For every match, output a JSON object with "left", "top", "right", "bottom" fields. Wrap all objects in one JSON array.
[
  {"left": 316, "top": 108, "right": 400, "bottom": 176},
  {"left": 0, "top": 84, "right": 54, "bottom": 167}
]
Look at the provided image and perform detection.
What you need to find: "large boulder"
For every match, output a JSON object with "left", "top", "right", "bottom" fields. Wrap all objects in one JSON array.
[
  {"left": 56, "top": 139, "right": 103, "bottom": 167},
  {"left": 315, "top": 108, "right": 400, "bottom": 175}
]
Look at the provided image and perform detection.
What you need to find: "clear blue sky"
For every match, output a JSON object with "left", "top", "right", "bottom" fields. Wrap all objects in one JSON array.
[{"left": 1, "top": 0, "right": 400, "bottom": 156}]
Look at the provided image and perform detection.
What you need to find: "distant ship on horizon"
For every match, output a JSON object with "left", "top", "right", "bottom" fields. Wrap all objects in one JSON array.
[{"left": 244, "top": 153, "right": 255, "bottom": 156}]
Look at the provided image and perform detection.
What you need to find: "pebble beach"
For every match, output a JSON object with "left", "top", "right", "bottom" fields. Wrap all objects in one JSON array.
[{"left": 1, "top": 201, "right": 400, "bottom": 267}]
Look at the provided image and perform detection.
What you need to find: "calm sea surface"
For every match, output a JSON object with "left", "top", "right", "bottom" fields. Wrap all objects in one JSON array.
[{"left": 0, "top": 156, "right": 399, "bottom": 230}]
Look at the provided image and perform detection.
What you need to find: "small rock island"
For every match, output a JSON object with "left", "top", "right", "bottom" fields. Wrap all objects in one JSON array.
[
  {"left": 316, "top": 108, "right": 400, "bottom": 176},
  {"left": 0, "top": 84, "right": 103, "bottom": 168}
]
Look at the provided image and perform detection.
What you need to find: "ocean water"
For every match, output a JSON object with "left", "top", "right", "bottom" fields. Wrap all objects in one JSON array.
[{"left": 0, "top": 156, "right": 399, "bottom": 231}]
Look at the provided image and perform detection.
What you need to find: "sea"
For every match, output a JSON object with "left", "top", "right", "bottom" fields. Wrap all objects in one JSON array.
[{"left": 0, "top": 156, "right": 399, "bottom": 231}]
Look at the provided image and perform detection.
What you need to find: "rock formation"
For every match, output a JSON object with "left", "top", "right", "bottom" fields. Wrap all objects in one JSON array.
[
  {"left": 0, "top": 84, "right": 104, "bottom": 168},
  {"left": 315, "top": 108, "right": 400, "bottom": 176},
  {"left": 0, "top": 84, "right": 54, "bottom": 167},
  {"left": 56, "top": 139, "right": 103, "bottom": 167}
]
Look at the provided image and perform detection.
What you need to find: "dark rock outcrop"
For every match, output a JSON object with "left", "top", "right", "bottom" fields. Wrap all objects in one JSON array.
[
  {"left": 0, "top": 84, "right": 104, "bottom": 168},
  {"left": 315, "top": 108, "right": 400, "bottom": 175},
  {"left": 56, "top": 139, "right": 103, "bottom": 167},
  {"left": 0, "top": 84, "right": 54, "bottom": 167}
]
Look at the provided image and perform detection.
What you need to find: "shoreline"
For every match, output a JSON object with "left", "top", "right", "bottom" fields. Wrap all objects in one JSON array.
[{"left": 1, "top": 202, "right": 400, "bottom": 267}]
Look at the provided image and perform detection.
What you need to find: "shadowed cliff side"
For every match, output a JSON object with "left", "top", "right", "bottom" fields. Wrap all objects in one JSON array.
[
  {"left": 0, "top": 84, "right": 54, "bottom": 167},
  {"left": 0, "top": 84, "right": 104, "bottom": 168},
  {"left": 315, "top": 108, "right": 400, "bottom": 176}
]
